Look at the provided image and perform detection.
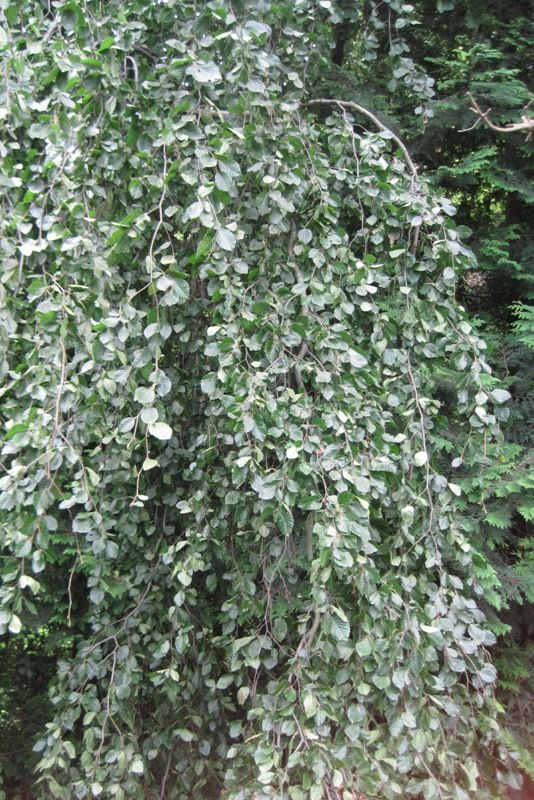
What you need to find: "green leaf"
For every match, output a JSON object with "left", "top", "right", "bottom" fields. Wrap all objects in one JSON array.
[
  {"left": 135, "top": 386, "right": 155, "bottom": 405},
  {"left": 414, "top": 451, "right": 428, "bottom": 467},
  {"left": 8, "top": 614, "right": 21, "bottom": 634},
  {"left": 186, "top": 200, "right": 204, "bottom": 219},
  {"left": 491, "top": 388, "right": 511, "bottom": 404},
  {"left": 237, "top": 686, "right": 250, "bottom": 705},
  {"left": 98, "top": 36, "right": 114, "bottom": 52},
  {"left": 175, "top": 728, "right": 196, "bottom": 742},
  {"left": 274, "top": 506, "right": 293, "bottom": 535},
  {"left": 141, "top": 407, "right": 159, "bottom": 425},
  {"left": 372, "top": 675, "right": 391, "bottom": 690},
  {"left": 303, "top": 691, "right": 317, "bottom": 718},
  {"left": 355, "top": 638, "right": 372, "bottom": 657},
  {"left": 187, "top": 61, "right": 222, "bottom": 83},
  {"left": 478, "top": 664, "right": 497, "bottom": 683},
  {"left": 216, "top": 227, "right": 237, "bottom": 252},
  {"left": 162, "top": 278, "right": 189, "bottom": 305},
  {"left": 177, "top": 571, "right": 192, "bottom": 587},
  {"left": 201, "top": 373, "right": 217, "bottom": 397},
  {"left": 19, "top": 575, "right": 40, "bottom": 593},
  {"left": 298, "top": 228, "right": 312, "bottom": 244},
  {"left": 349, "top": 350, "right": 368, "bottom": 369},
  {"left": 330, "top": 608, "right": 350, "bottom": 641},
  {"left": 4, "top": 422, "right": 29, "bottom": 441},
  {"left": 148, "top": 422, "right": 173, "bottom": 440},
  {"left": 244, "top": 20, "right": 271, "bottom": 38}
]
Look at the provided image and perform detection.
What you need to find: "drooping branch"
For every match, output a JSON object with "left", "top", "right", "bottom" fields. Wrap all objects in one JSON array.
[
  {"left": 294, "top": 513, "right": 320, "bottom": 659},
  {"left": 289, "top": 220, "right": 309, "bottom": 390},
  {"left": 306, "top": 98, "right": 419, "bottom": 184},
  {"left": 461, "top": 93, "right": 534, "bottom": 139}
]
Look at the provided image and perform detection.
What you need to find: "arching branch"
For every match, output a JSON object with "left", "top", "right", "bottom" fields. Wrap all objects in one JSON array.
[
  {"left": 306, "top": 98, "right": 419, "bottom": 184},
  {"left": 461, "top": 93, "right": 534, "bottom": 139}
]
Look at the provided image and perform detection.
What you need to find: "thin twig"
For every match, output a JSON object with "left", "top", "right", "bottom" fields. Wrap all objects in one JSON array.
[
  {"left": 289, "top": 221, "right": 310, "bottom": 388},
  {"left": 160, "top": 749, "right": 173, "bottom": 799},
  {"left": 294, "top": 513, "right": 321, "bottom": 658},
  {"left": 43, "top": 17, "right": 60, "bottom": 44},
  {"left": 47, "top": 338, "right": 68, "bottom": 477}
]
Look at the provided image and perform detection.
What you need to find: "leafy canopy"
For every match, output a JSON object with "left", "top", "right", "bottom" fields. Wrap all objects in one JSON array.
[{"left": 0, "top": 1, "right": 518, "bottom": 798}]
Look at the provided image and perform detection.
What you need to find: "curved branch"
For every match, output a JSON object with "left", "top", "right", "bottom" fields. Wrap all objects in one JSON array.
[
  {"left": 461, "top": 93, "right": 534, "bottom": 138},
  {"left": 306, "top": 98, "right": 419, "bottom": 183},
  {"left": 294, "top": 513, "right": 320, "bottom": 659},
  {"left": 43, "top": 17, "right": 60, "bottom": 44}
]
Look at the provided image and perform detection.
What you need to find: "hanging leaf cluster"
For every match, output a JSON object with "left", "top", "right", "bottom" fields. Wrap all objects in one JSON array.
[{"left": 0, "top": 1, "right": 518, "bottom": 798}]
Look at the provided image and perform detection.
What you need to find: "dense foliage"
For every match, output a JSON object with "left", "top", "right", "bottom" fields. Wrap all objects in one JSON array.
[
  {"left": 370, "top": 0, "right": 534, "bottom": 768},
  {"left": 0, "top": 1, "right": 531, "bottom": 798},
  {"left": 319, "top": 0, "right": 534, "bottom": 774}
]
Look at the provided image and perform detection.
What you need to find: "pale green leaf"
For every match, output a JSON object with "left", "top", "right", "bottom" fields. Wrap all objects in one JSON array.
[{"left": 148, "top": 422, "right": 173, "bottom": 440}]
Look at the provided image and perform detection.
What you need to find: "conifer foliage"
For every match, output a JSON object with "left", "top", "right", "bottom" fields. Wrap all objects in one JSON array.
[{"left": 0, "top": 1, "right": 517, "bottom": 798}]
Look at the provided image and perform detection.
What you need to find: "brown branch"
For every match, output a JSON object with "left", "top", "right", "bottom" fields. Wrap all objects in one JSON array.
[
  {"left": 288, "top": 219, "right": 297, "bottom": 260},
  {"left": 294, "top": 513, "right": 320, "bottom": 659},
  {"left": 461, "top": 93, "right": 534, "bottom": 138},
  {"left": 47, "top": 338, "right": 68, "bottom": 478},
  {"left": 43, "top": 17, "right": 60, "bottom": 44},
  {"left": 289, "top": 220, "right": 310, "bottom": 389}
]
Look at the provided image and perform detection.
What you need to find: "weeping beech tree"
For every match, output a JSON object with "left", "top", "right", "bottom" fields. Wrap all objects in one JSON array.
[{"left": 0, "top": 1, "right": 518, "bottom": 798}]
